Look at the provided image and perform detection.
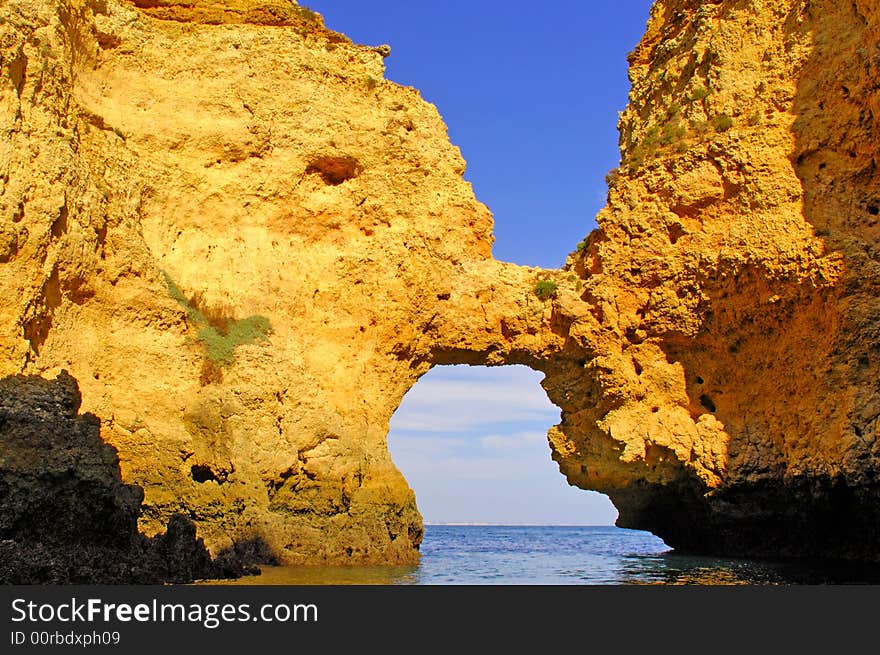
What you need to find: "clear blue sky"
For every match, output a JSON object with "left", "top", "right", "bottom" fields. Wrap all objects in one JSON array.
[{"left": 305, "top": 1, "right": 655, "bottom": 524}]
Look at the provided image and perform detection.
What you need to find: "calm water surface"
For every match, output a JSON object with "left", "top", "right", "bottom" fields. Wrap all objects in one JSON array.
[{"left": 213, "top": 526, "right": 880, "bottom": 585}]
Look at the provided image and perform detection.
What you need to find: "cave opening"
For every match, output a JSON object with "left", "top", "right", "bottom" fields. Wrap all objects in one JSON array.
[{"left": 388, "top": 364, "right": 619, "bottom": 527}]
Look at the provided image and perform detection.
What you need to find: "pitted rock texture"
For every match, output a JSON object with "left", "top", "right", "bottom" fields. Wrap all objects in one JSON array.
[
  {"left": 0, "top": 0, "right": 571, "bottom": 566},
  {"left": 1, "top": 0, "right": 878, "bottom": 567},
  {"left": 546, "top": 0, "right": 880, "bottom": 560},
  {"left": 0, "top": 371, "right": 250, "bottom": 583}
]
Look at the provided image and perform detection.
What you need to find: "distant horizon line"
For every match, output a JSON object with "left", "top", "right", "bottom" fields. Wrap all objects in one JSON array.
[{"left": 424, "top": 522, "right": 617, "bottom": 527}]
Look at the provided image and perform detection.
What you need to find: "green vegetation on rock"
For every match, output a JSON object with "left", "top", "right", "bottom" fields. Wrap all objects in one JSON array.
[
  {"left": 162, "top": 271, "right": 272, "bottom": 368},
  {"left": 534, "top": 279, "right": 558, "bottom": 300},
  {"left": 712, "top": 113, "right": 734, "bottom": 132},
  {"left": 690, "top": 86, "right": 711, "bottom": 101}
]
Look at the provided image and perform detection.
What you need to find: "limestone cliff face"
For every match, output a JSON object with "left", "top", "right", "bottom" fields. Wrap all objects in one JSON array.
[
  {"left": 1, "top": 0, "right": 878, "bottom": 566},
  {"left": 0, "top": 0, "right": 569, "bottom": 565},
  {"left": 546, "top": 0, "right": 880, "bottom": 559},
  {"left": 0, "top": 371, "right": 248, "bottom": 583}
]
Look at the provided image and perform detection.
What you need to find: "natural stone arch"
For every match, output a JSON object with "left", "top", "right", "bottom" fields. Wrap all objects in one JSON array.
[{"left": 3, "top": 0, "right": 879, "bottom": 569}]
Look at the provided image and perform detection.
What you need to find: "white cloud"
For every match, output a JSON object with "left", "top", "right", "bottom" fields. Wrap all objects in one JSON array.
[
  {"left": 390, "top": 365, "right": 559, "bottom": 433},
  {"left": 390, "top": 434, "right": 470, "bottom": 457},
  {"left": 478, "top": 431, "right": 546, "bottom": 451},
  {"left": 387, "top": 364, "right": 619, "bottom": 525}
]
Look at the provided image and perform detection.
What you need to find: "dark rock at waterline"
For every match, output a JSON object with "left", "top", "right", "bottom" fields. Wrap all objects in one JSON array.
[
  {"left": 611, "top": 474, "right": 880, "bottom": 563},
  {"left": 0, "top": 371, "right": 256, "bottom": 584}
]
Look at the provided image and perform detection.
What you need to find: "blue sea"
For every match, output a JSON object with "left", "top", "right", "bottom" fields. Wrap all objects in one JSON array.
[{"left": 215, "top": 526, "right": 880, "bottom": 585}]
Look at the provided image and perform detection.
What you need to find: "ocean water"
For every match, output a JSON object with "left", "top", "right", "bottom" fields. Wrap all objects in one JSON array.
[{"left": 214, "top": 525, "right": 880, "bottom": 585}]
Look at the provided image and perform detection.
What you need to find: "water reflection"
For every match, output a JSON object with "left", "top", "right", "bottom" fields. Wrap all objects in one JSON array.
[
  {"left": 213, "top": 556, "right": 880, "bottom": 586},
  {"left": 204, "top": 565, "right": 419, "bottom": 586},
  {"left": 617, "top": 551, "right": 880, "bottom": 586},
  {"left": 201, "top": 526, "right": 880, "bottom": 585}
]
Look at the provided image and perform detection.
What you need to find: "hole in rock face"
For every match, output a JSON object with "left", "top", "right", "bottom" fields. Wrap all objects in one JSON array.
[
  {"left": 868, "top": 205, "right": 879, "bottom": 216},
  {"left": 699, "top": 394, "right": 716, "bottom": 413},
  {"left": 190, "top": 464, "right": 218, "bottom": 483},
  {"left": 387, "top": 365, "right": 618, "bottom": 525},
  {"left": 667, "top": 223, "right": 684, "bottom": 245},
  {"left": 306, "top": 155, "right": 361, "bottom": 185}
]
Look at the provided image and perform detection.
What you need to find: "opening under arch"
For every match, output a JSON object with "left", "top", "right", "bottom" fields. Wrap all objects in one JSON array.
[{"left": 388, "top": 364, "right": 618, "bottom": 525}]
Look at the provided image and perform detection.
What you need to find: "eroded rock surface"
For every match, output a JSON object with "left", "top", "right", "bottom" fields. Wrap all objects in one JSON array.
[
  {"left": 1, "top": 0, "right": 877, "bottom": 566},
  {"left": 0, "top": 371, "right": 250, "bottom": 583},
  {"left": 546, "top": 0, "right": 880, "bottom": 560},
  {"left": 0, "top": 0, "right": 571, "bottom": 566}
]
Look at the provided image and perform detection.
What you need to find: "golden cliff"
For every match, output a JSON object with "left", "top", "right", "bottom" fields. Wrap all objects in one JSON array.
[
  {"left": 0, "top": 0, "right": 571, "bottom": 565},
  {"left": 549, "top": 0, "right": 880, "bottom": 558},
  {"left": 1, "top": 0, "right": 878, "bottom": 565}
]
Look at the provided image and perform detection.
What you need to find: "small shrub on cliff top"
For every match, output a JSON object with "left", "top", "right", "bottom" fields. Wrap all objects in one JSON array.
[
  {"left": 294, "top": 5, "right": 320, "bottom": 24},
  {"left": 534, "top": 279, "right": 558, "bottom": 301}
]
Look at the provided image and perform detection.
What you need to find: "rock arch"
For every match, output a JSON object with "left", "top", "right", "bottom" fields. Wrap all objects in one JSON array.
[{"left": 2, "top": 0, "right": 879, "bottom": 566}]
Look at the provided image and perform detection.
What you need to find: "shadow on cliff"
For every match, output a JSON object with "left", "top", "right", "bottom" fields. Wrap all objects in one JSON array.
[
  {"left": 611, "top": 0, "right": 880, "bottom": 562},
  {"left": 0, "top": 370, "right": 263, "bottom": 584},
  {"left": 789, "top": 0, "right": 880, "bottom": 436}
]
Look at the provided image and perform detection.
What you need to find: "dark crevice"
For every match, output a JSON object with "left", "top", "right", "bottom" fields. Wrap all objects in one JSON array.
[
  {"left": 8, "top": 49, "right": 27, "bottom": 98},
  {"left": 190, "top": 464, "right": 219, "bottom": 484},
  {"left": 699, "top": 394, "right": 716, "bottom": 413}
]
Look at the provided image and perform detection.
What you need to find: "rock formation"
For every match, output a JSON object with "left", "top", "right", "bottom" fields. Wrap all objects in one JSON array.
[
  {"left": 0, "top": 371, "right": 251, "bottom": 583},
  {"left": 0, "top": 0, "right": 556, "bottom": 566},
  {"left": 1, "top": 0, "right": 877, "bottom": 568},
  {"left": 544, "top": 0, "right": 880, "bottom": 561}
]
